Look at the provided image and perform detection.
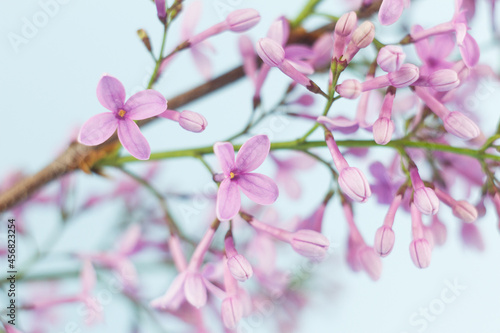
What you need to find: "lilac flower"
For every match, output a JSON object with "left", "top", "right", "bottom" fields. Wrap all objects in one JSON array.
[
  {"left": 377, "top": 45, "right": 406, "bottom": 72},
  {"left": 410, "top": 165, "right": 440, "bottom": 215},
  {"left": 78, "top": 75, "right": 167, "bottom": 160},
  {"left": 214, "top": 135, "right": 279, "bottom": 221},
  {"left": 374, "top": 194, "right": 402, "bottom": 257},
  {"left": 332, "top": 12, "right": 357, "bottom": 61},
  {"left": 270, "top": 152, "right": 315, "bottom": 200},
  {"left": 159, "top": 109, "right": 208, "bottom": 132},
  {"left": 155, "top": 0, "right": 166, "bottom": 22},
  {"left": 410, "top": 0, "right": 480, "bottom": 67},
  {"left": 224, "top": 231, "right": 253, "bottom": 281},
  {"left": 379, "top": 0, "right": 410, "bottom": 25},
  {"left": 409, "top": 204, "right": 433, "bottom": 268}
]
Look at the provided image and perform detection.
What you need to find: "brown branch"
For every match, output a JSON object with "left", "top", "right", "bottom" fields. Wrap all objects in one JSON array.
[{"left": 0, "top": 1, "right": 382, "bottom": 213}]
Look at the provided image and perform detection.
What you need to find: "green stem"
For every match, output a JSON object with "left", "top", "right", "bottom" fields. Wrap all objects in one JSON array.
[
  {"left": 105, "top": 139, "right": 500, "bottom": 166},
  {"left": 291, "top": 0, "right": 323, "bottom": 28},
  {"left": 147, "top": 23, "right": 169, "bottom": 89}
]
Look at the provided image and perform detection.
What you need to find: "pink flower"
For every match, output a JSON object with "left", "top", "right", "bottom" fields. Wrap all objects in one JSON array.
[
  {"left": 377, "top": 45, "right": 406, "bottom": 72},
  {"left": 78, "top": 74, "right": 167, "bottom": 160},
  {"left": 270, "top": 152, "right": 315, "bottom": 200},
  {"left": 155, "top": 0, "right": 166, "bottom": 22},
  {"left": 410, "top": 165, "right": 440, "bottom": 215},
  {"left": 409, "top": 204, "right": 433, "bottom": 268},
  {"left": 159, "top": 109, "right": 208, "bottom": 132},
  {"left": 214, "top": 135, "right": 279, "bottom": 221}
]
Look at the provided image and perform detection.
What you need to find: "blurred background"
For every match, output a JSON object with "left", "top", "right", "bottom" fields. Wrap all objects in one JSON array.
[{"left": 1, "top": 0, "right": 500, "bottom": 332}]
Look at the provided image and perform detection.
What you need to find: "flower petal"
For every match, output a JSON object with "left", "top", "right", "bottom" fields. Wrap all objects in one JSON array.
[
  {"left": 191, "top": 46, "right": 213, "bottom": 80},
  {"left": 216, "top": 179, "right": 241, "bottom": 221},
  {"left": 184, "top": 273, "right": 207, "bottom": 308},
  {"left": 97, "top": 75, "right": 126, "bottom": 111},
  {"left": 181, "top": 0, "right": 202, "bottom": 39},
  {"left": 117, "top": 118, "right": 151, "bottom": 160},
  {"left": 237, "top": 173, "right": 279, "bottom": 205},
  {"left": 379, "top": 0, "right": 405, "bottom": 25},
  {"left": 214, "top": 142, "right": 235, "bottom": 176},
  {"left": 459, "top": 33, "right": 480, "bottom": 68},
  {"left": 150, "top": 272, "right": 187, "bottom": 310},
  {"left": 125, "top": 90, "right": 167, "bottom": 120},
  {"left": 78, "top": 112, "right": 118, "bottom": 146},
  {"left": 235, "top": 135, "right": 270, "bottom": 173}
]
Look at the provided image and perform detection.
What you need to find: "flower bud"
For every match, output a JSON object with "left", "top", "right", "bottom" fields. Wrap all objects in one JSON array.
[
  {"left": 372, "top": 117, "right": 395, "bottom": 145},
  {"left": 443, "top": 111, "right": 480, "bottom": 140},
  {"left": 335, "top": 11, "right": 357, "bottom": 37},
  {"left": 374, "top": 225, "right": 395, "bottom": 257},
  {"left": 377, "top": 45, "right": 405, "bottom": 72},
  {"left": 336, "top": 79, "right": 362, "bottom": 99},
  {"left": 227, "top": 254, "right": 253, "bottom": 282},
  {"left": 178, "top": 110, "right": 207, "bottom": 133},
  {"left": 452, "top": 200, "right": 478, "bottom": 223},
  {"left": 428, "top": 69, "right": 460, "bottom": 91},
  {"left": 388, "top": 64, "right": 419, "bottom": 88},
  {"left": 358, "top": 245, "right": 383, "bottom": 280},
  {"left": 410, "top": 238, "right": 432, "bottom": 268},
  {"left": 414, "top": 187, "right": 440, "bottom": 215},
  {"left": 256, "top": 37, "right": 285, "bottom": 67},
  {"left": 226, "top": 9, "right": 261, "bottom": 32},
  {"left": 339, "top": 167, "right": 372, "bottom": 202},
  {"left": 351, "top": 21, "right": 375, "bottom": 48},
  {"left": 155, "top": 0, "right": 167, "bottom": 22},
  {"left": 289, "top": 229, "right": 329, "bottom": 260},
  {"left": 221, "top": 297, "right": 243, "bottom": 329}
]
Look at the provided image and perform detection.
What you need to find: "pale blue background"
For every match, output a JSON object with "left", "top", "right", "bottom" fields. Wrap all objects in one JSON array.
[{"left": 1, "top": 0, "right": 500, "bottom": 332}]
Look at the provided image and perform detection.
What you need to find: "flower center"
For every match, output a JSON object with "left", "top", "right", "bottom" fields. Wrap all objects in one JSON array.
[
  {"left": 229, "top": 172, "right": 235, "bottom": 179},
  {"left": 118, "top": 109, "right": 127, "bottom": 118}
]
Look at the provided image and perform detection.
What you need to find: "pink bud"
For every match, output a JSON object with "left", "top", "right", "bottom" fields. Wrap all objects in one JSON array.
[
  {"left": 221, "top": 297, "right": 243, "bottom": 329},
  {"left": 336, "top": 79, "right": 362, "bottom": 99},
  {"left": 388, "top": 64, "right": 419, "bottom": 88},
  {"left": 373, "top": 117, "right": 395, "bottom": 145},
  {"left": 178, "top": 110, "right": 207, "bottom": 133},
  {"left": 333, "top": 11, "right": 357, "bottom": 60},
  {"left": 339, "top": 167, "right": 372, "bottom": 203},
  {"left": 428, "top": 69, "right": 460, "bottom": 91},
  {"left": 256, "top": 37, "right": 285, "bottom": 67},
  {"left": 289, "top": 229, "right": 329, "bottom": 260},
  {"left": 335, "top": 11, "right": 357, "bottom": 37},
  {"left": 374, "top": 225, "right": 395, "bottom": 257},
  {"left": 226, "top": 9, "right": 261, "bottom": 32},
  {"left": 227, "top": 254, "right": 253, "bottom": 282},
  {"left": 351, "top": 21, "right": 375, "bottom": 48},
  {"left": 358, "top": 245, "right": 383, "bottom": 281},
  {"left": 155, "top": 0, "right": 166, "bottom": 22},
  {"left": 377, "top": 45, "right": 405, "bottom": 72},
  {"left": 414, "top": 187, "right": 440, "bottom": 215},
  {"left": 410, "top": 238, "right": 432, "bottom": 268},
  {"left": 443, "top": 111, "right": 480, "bottom": 140},
  {"left": 452, "top": 200, "right": 478, "bottom": 223}
]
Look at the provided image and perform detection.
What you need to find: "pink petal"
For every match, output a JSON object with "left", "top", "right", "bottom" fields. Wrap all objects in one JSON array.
[
  {"left": 433, "top": 33, "right": 455, "bottom": 59},
  {"left": 151, "top": 272, "right": 187, "bottom": 310},
  {"left": 214, "top": 142, "right": 235, "bottom": 176},
  {"left": 78, "top": 112, "right": 118, "bottom": 146},
  {"left": 181, "top": 0, "right": 202, "bottom": 39},
  {"left": 80, "top": 259, "right": 96, "bottom": 296},
  {"left": 379, "top": 0, "right": 405, "bottom": 25},
  {"left": 97, "top": 74, "right": 126, "bottom": 111},
  {"left": 412, "top": 25, "right": 430, "bottom": 61},
  {"left": 191, "top": 46, "right": 213, "bottom": 80},
  {"left": 267, "top": 16, "right": 289, "bottom": 46},
  {"left": 117, "top": 224, "right": 141, "bottom": 254},
  {"left": 117, "top": 118, "right": 151, "bottom": 160},
  {"left": 235, "top": 135, "right": 270, "bottom": 173},
  {"left": 287, "top": 59, "right": 315, "bottom": 75},
  {"left": 236, "top": 173, "right": 279, "bottom": 205},
  {"left": 459, "top": 33, "right": 480, "bottom": 67},
  {"left": 184, "top": 273, "right": 207, "bottom": 308},
  {"left": 216, "top": 179, "right": 241, "bottom": 221},
  {"left": 125, "top": 90, "right": 167, "bottom": 120}
]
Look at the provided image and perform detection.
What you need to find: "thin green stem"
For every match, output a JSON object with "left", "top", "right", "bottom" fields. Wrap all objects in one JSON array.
[
  {"left": 147, "top": 23, "right": 170, "bottom": 89},
  {"left": 291, "top": 0, "right": 323, "bottom": 28},
  {"left": 105, "top": 139, "right": 500, "bottom": 166}
]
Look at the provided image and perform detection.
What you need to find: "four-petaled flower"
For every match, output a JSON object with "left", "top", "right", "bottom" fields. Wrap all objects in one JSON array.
[
  {"left": 214, "top": 135, "right": 279, "bottom": 221},
  {"left": 78, "top": 74, "right": 167, "bottom": 160}
]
